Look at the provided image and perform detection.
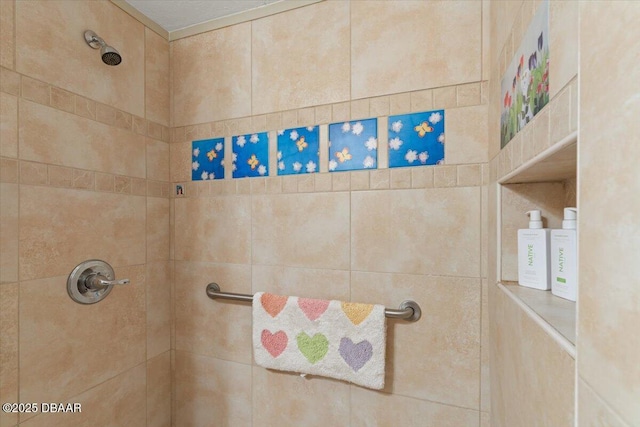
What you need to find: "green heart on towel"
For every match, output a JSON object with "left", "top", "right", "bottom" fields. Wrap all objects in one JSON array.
[{"left": 296, "top": 332, "right": 329, "bottom": 364}]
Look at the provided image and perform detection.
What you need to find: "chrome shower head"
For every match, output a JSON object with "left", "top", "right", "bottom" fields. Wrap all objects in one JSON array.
[
  {"left": 100, "top": 45, "right": 122, "bottom": 66},
  {"left": 84, "top": 30, "right": 122, "bottom": 66}
]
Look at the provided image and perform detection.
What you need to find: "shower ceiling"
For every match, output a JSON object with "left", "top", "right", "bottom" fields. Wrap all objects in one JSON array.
[{"left": 123, "top": 0, "right": 283, "bottom": 32}]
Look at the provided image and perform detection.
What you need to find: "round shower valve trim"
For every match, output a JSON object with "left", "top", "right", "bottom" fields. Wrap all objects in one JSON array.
[{"left": 67, "top": 259, "right": 130, "bottom": 304}]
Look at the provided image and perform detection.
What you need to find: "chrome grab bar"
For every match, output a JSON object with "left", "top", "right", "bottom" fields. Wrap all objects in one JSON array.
[{"left": 205, "top": 283, "right": 421, "bottom": 322}]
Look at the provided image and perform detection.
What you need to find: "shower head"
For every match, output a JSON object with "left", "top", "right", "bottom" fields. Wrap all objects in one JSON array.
[{"left": 84, "top": 30, "right": 122, "bottom": 66}]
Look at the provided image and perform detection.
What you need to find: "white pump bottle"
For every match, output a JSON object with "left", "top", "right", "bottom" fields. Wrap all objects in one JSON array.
[
  {"left": 551, "top": 208, "right": 578, "bottom": 301},
  {"left": 517, "top": 210, "right": 551, "bottom": 290}
]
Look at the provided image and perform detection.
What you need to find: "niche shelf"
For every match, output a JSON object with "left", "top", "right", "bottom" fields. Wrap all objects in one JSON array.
[
  {"left": 497, "top": 130, "right": 578, "bottom": 355},
  {"left": 500, "top": 133, "right": 577, "bottom": 185}
]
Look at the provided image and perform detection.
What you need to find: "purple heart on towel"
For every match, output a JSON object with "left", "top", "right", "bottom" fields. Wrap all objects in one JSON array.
[{"left": 339, "top": 337, "right": 373, "bottom": 372}]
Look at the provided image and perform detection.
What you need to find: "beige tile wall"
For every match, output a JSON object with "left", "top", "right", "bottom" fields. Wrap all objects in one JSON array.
[
  {"left": 350, "top": 1, "right": 481, "bottom": 99},
  {"left": 18, "top": 364, "right": 147, "bottom": 427},
  {"left": 0, "top": 1, "right": 171, "bottom": 426},
  {"left": 0, "top": 283, "right": 19, "bottom": 427},
  {"left": 169, "top": 2, "right": 489, "bottom": 426},
  {"left": 174, "top": 351, "right": 252, "bottom": 426},
  {"left": 171, "top": 22, "right": 252, "bottom": 127},
  {"left": 15, "top": 1, "right": 145, "bottom": 117},
  {"left": 171, "top": 181, "right": 486, "bottom": 426},
  {"left": 2, "top": 1, "right": 496, "bottom": 426},
  {"left": 145, "top": 28, "right": 170, "bottom": 127},
  {"left": 490, "top": 283, "right": 575, "bottom": 427},
  {"left": 0, "top": 0, "right": 15, "bottom": 70},
  {"left": 251, "top": 1, "right": 350, "bottom": 115},
  {"left": 487, "top": 1, "right": 581, "bottom": 426},
  {"left": 578, "top": 3, "right": 640, "bottom": 426}
]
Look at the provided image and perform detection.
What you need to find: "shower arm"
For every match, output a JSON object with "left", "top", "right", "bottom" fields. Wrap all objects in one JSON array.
[{"left": 84, "top": 31, "right": 107, "bottom": 49}]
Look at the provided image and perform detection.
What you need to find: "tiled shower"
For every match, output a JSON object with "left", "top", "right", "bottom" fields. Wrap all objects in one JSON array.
[{"left": 1, "top": 1, "right": 638, "bottom": 427}]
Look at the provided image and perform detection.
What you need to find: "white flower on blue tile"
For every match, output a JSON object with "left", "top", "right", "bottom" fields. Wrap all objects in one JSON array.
[
  {"left": 352, "top": 122, "right": 364, "bottom": 136},
  {"left": 192, "top": 138, "right": 224, "bottom": 181},
  {"left": 428, "top": 111, "right": 443, "bottom": 124},
  {"left": 232, "top": 132, "right": 269, "bottom": 178},
  {"left": 277, "top": 126, "right": 319, "bottom": 176},
  {"left": 389, "top": 137, "right": 403, "bottom": 151},
  {"left": 388, "top": 109, "right": 445, "bottom": 168},
  {"left": 363, "top": 155, "right": 375, "bottom": 169},
  {"left": 419, "top": 151, "right": 429, "bottom": 164},
  {"left": 405, "top": 149, "right": 418, "bottom": 163},
  {"left": 391, "top": 120, "right": 403, "bottom": 133},
  {"left": 365, "top": 137, "right": 377, "bottom": 151},
  {"left": 277, "top": 130, "right": 284, "bottom": 136},
  {"left": 306, "top": 160, "right": 317, "bottom": 173},
  {"left": 215, "top": 142, "right": 223, "bottom": 152},
  {"left": 329, "top": 118, "right": 377, "bottom": 172}
]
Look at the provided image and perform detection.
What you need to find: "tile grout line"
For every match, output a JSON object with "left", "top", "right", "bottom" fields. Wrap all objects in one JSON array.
[
  {"left": 478, "top": 183, "right": 484, "bottom": 418},
  {"left": 143, "top": 24, "right": 149, "bottom": 427},
  {"left": 15, "top": 21, "right": 22, "bottom": 417}
]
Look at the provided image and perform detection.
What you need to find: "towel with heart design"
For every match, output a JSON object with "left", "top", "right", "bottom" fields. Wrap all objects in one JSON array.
[{"left": 252, "top": 292, "right": 386, "bottom": 390}]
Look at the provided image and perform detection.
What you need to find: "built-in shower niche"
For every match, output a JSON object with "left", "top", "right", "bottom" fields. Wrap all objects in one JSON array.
[{"left": 498, "top": 138, "right": 577, "bottom": 348}]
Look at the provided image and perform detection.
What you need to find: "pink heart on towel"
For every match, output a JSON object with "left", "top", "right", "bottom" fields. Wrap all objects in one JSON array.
[
  {"left": 261, "top": 293, "right": 288, "bottom": 318},
  {"left": 261, "top": 330, "right": 288, "bottom": 358},
  {"left": 298, "top": 298, "right": 330, "bottom": 321}
]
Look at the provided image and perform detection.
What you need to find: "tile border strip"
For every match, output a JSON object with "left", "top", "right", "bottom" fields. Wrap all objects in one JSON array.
[
  {"left": 172, "top": 163, "right": 487, "bottom": 199},
  {"left": 0, "top": 157, "right": 171, "bottom": 198},
  {"left": 0, "top": 67, "right": 170, "bottom": 143},
  {"left": 170, "top": 81, "right": 489, "bottom": 143}
]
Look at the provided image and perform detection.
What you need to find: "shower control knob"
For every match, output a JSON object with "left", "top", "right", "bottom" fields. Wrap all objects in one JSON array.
[
  {"left": 84, "top": 274, "right": 130, "bottom": 290},
  {"left": 67, "top": 260, "right": 130, "bottom": 304}
]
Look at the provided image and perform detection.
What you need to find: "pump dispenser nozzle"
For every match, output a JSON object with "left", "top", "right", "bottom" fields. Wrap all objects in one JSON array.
[
  {"left": 526, "top": 210, "right": 543, "bottom": 229},
  {"left": 562, "top": 207, "right": 577, "bottom": 229}
]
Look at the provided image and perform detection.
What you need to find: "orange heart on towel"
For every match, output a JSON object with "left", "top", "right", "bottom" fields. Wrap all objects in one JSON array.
[
  {"left": 261, "top": 293, "right": 288, "bottom": 318},
  {"left": 341, "top": 302, "right": 374, "bottom": 325}
]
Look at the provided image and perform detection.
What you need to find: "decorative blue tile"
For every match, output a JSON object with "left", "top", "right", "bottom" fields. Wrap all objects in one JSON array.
[
  {"left": 232, "top": 132, "right": 269, "bottom": 178},
  {"left": 192, "top": 138, "right": 225, "bottom": 181},
  {"left": 328, "top": 119, "right": 378, "bottom": 172},
  {"left": 388, "top": 110, "right": 445, "bottom": 168},
  {"left": 277, "top": 126, "right": 319, "bottom": 175}
]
